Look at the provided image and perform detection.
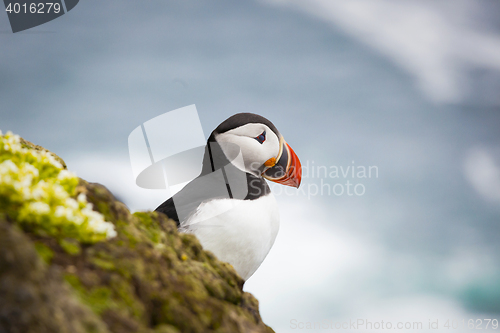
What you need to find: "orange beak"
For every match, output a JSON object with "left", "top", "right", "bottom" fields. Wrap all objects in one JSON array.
[{"left": 263, "top": 138, "right": 302, "bottom": 188}]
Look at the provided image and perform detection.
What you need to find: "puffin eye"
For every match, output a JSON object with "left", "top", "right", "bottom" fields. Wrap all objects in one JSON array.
[{"left": 254, "top": 131, "right": 266, "bottom": 144}]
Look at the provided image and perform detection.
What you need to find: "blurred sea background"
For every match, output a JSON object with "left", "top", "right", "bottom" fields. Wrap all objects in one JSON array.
[{"left": 1, "top": 1, "right": 500, "bottom": 331}]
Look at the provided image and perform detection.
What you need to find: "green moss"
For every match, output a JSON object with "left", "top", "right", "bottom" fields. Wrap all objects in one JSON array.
[
  {"left": 153, "top": 324, "right": 181, "bottom": 333},
  {"left": 65, "top": 274, "right": 112, "bottom": 314},
  {"left": 33, "top": 241, "right": 54, "bottom": 263},
  {"left": 59, "top": 238, "right": 82, "bottom": 255},
  {"left": 109, "top": 276, "right": 145, "bottom": 320},
  {"left": 97, "top": 201, "right": 113, "bottom": 222},
  {"left": 133, "top": 212, "right": 166, "bottom": 244},
  {"left": 90, "top": 257, "right": 115, "bottom": 271},
  {"left": 64, "top": 272, "right": 144, "bottom": 320}
]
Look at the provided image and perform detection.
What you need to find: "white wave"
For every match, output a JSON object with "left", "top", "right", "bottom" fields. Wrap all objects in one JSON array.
[{"left": 261, "top": 0, "right": 500, "bottom": 103}]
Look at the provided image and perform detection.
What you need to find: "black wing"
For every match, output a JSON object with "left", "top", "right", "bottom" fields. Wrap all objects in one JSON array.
[
  {"left": 155, "top": 197, "right": 180, "bottom": 226},
  {"left": 154, "top": 169, "right": 231, "bottom": 228},
  {"left": 154, "top": 139, "right": 269, "bottom": 228}
]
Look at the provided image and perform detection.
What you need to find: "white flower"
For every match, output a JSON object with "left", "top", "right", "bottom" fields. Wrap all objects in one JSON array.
[
  {"left": 72, "top": 215, "right": 85, "bottom": 225},
  {"left": 55, "top": 205, "right": 68, "bottom": 218},
  {"left": 1, "top": 175, "right": 12, "bottom": 185},
  {"left": 3, "top": 132, "right": 22, "bottom": 152},
  {"left": 0, "top": 160, "right": 19, "bottom": 174},
  {"left": 65, "top": 197, "right": 79, "bottom": 210},
  {"left": 27, "top": 202, "right": 51, "bottom": 214},
  {"left": 81, "top": 206, "right": 102, "bottom": 221},
  {"left": 77, "top": 193, "right": 87, "bottom": 203},
  {"left": 23, "top": 163, "right": 39, "bottom": 177},
  {"left": 39, "top": 151, "right": 63, "bottom": 169},
  {"left": 21, "top": 186, "right": 32, "bottom": 200},
  {"left": 52, "top": 184, "right": 69, "bottom": 200},
  {"left": 103, "top": 222, "right": 117, "bottom": 238},
  {"left": 31, "top": 180, "right": 48, "bottom": 200},
  {"left": 57, "top": 169, "right": 76, "bottom": 180},
  {"left": 31, "top": 188, "right": 45, "bottom": 200}
]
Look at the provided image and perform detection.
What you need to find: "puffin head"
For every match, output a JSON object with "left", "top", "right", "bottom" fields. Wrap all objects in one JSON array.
[{"left": 208, "top": 113, "right": 302, "bottom": 188}]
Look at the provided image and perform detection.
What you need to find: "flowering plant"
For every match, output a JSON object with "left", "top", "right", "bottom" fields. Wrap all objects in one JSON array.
[{"left": 0, "top": 131, "right": 116, "bottom": 243}]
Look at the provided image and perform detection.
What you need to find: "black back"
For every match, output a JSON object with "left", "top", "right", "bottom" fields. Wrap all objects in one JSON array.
[
  {"left": 214, "top": 113, "right": 280, "bottom": 137},
  {"left": 155, "top": 172, "right": 270, "bottom": 226},
  {"left": 155, "top": 197, "right": 179, "bottom": 223}
]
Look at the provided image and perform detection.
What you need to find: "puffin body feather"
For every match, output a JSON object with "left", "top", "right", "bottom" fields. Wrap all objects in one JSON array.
[
  {"left": 180, "top": 194, "right": 280, "bottom": 280},
  {"left": 155, "top": 113, "right": 301, "bottom": 281}
]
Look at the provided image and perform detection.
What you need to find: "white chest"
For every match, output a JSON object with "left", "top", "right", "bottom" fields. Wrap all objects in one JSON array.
[{"left": 180, "top": 194, "right": 280, "bottom": 280}]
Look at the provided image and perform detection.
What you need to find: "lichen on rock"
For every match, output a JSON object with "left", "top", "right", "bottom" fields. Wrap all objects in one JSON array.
[{"left": 0, "top": 131, "right": 274, "bottom": 333}]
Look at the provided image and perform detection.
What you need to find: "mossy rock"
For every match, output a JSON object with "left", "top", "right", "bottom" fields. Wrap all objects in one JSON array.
[
  {"left": 0, "top": 138, "right": 274, "bottom": 333},
  {"left": 19, "top": 137, "right": 67, "bottom": 169}
]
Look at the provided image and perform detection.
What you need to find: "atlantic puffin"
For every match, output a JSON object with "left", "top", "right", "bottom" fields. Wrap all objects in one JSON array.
[{"left": 155, "top": 113, "right": 301, "bottom": 280}]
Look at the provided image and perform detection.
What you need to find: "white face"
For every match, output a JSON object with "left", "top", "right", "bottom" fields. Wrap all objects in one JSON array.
[{"left": 214, "top": 123, "right": 281, "bottom": 176}]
